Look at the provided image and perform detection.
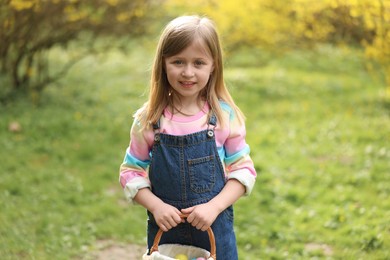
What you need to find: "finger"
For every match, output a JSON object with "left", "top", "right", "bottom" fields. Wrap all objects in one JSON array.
[
  {"left": 190, "top": 217, "right": 199, "bottom": 227},
  {"left": 167, "top": 217, "right": 179, "bottom": 228},
  {"left": 163, "top": 219, "right": 173, "bottom": 230},
  {"left": 181, "top": 206, "right": 194, "bottom": 214},
  {"left": 173, "top": 212, "right": 182, "bottom": 224},
  {"left": 201, "top": 225, "right": 209, "bottom": 232},
  {"left": 196, "top": 223, "right": 204, "bottom": 230},
  {"left": 160, "top": 224, "right": 168, "bottom": 232},
  {"left": 186, "top": 211, "right": 197, "bottom": 223}
]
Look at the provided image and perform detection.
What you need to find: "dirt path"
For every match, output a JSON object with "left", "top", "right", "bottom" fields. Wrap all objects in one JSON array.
[{"left": 81, "top": 240, "right": 146, "bottom": 260}]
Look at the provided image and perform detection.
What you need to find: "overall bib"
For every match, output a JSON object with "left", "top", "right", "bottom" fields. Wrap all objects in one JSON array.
[{"left": 147, "top": 114, "right": 238, "bottom": 259}]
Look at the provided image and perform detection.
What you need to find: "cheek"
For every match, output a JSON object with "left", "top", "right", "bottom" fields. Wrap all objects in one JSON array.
[
  {"left": 201, "top": 71, "right": 212, "bottom": 81},
  {"left": 165, "top": 68, "right": 179, "bottom": 85},
  {"left": 164, "top": 68, "right": 174, "bottom": 79},
  {"left": 165, "top": 66, "right": 179, "bottom": 76}
]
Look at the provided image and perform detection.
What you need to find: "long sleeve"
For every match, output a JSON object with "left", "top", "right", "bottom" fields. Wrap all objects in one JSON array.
[
  {"left": 220, "top": 102, "right": 257, "bottom": 195},
  {"left": 119, "top": 119, "right": 154, "bottom": 203}
]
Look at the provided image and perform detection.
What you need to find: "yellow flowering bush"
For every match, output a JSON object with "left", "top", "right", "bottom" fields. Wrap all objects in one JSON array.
[{"left": 166, "top": 0, "right": 389, "bottom": 92}]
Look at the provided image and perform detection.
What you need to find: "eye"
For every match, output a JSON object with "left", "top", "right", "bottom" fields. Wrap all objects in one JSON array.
[
  {"left": 172, "top": 60, "right": 184, "bottom": 65},
  {"left": 194, "top": 60, "right": 206, "bottom": 66}
]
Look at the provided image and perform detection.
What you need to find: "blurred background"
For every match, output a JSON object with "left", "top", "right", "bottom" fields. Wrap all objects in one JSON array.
[{"left": 0, "top": 0, "right": 389, "bottom": 259}]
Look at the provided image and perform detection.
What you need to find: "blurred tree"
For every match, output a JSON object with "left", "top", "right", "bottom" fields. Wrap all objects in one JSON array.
[
  {"left": 165, "top": 0, "right": 389, "bottom": 93},
  {"left": 166, "top": 0, "right": 387, "bottom": 49},
  {"left": 0, "top": 0, "right": 159, "bottom": 102},
  {"left": 351, "top": 0, "right": 389, "bottom": 99}
]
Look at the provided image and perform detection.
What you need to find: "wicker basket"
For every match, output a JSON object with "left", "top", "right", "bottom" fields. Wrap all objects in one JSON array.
[{"left": 142, "top": 214, "right": 216, "bottom": 260}]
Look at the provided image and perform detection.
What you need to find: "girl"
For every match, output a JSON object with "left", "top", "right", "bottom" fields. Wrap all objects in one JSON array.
[{"left": 119, "top": 15, "right": 256, "bottom": 259}]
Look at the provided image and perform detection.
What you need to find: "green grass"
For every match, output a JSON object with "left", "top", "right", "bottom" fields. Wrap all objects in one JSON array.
[{"left": 1, "top": 42, "right": 389, "bottom": 259}]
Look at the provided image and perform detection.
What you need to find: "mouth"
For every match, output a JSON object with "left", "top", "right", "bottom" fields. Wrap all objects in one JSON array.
[{"left": 179, "top": 81, "right": 196, "bottom": 88}]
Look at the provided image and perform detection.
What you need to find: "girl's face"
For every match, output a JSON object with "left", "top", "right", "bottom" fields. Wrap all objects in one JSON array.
[{"left": 164, "top": 40, "right": 214, "bottom": 105}]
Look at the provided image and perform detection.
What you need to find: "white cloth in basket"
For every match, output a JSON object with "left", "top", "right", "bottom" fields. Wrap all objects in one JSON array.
[{"left": 142, "top": 243, "right": 214, "bottom": 260}]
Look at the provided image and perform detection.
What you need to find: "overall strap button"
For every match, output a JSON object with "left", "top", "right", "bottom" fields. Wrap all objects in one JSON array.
[
  {"left": 154, "top": 134, "right": 160, "bottom": 142},
  {"left": 207, "top": 130, "right": 214, "bottom": 138}
]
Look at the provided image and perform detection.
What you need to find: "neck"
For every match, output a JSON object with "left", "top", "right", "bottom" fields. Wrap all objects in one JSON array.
[{"left": 171, "top": 97, "right": 205, "bottom": 117}]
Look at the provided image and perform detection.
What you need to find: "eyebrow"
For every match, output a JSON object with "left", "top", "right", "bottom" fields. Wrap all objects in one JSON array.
[{"left": 168, "top": 56, "right": 210, "bottom": 60}]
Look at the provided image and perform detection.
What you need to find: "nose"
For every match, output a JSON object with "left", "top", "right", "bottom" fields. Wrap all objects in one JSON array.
[{"left": 181, "top": 65, "right": 195, "bottom": 77}]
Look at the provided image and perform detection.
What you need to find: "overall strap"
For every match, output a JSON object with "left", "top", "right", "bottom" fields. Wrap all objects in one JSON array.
[
  {"left": 152, "top": 119, "right": 160, "bottom": 130},
  {"left": 207, "top": 113, "right": 217, "bottom": 138},
  {"left": 152, "top": 119, "right": 161, "bottom": 142},
  {"left": 208, "top": 113, "right": 217, "bottom": 127}
]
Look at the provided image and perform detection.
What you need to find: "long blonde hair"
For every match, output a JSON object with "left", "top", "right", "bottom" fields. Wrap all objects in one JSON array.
[{"left": 136, "top": 15, "right": 244, "bottom": 129}]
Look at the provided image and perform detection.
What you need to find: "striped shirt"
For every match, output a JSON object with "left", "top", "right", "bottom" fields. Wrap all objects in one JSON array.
[{"left": 119, "top": 101, "right": 256, "bottom": 203}]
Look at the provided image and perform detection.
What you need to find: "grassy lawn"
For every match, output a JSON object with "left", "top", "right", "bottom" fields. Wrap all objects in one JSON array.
[{"left": 0, "top": 42, "right": 389, "bottom": 259}]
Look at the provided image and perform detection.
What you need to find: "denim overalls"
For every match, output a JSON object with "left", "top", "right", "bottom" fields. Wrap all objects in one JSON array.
[{"left": 147, "top": 114, "right": 238, "bottom": 259}]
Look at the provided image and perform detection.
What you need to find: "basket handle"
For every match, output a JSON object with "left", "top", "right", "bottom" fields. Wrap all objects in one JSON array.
[{"left": 149, "top": 213, "right": 217, "bottom": 259}]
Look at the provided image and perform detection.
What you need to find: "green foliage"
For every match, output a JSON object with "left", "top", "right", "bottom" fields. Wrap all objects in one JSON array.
[
  {"left": 0, "top": 0, "right": 158, "bottom": 102},
  {"left": 3, "top": 0, "right": 389, "bottom": 104},
  {"left": 0, "top": 41, "right": 389, "bottom": 259},
  {"left": 226, "top": 45, "right": 389, "bottom": 259}
]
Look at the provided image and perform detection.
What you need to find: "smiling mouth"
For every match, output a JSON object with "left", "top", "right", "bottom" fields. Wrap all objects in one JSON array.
[{"left": 180, "top": 81, "right": 196, "bottom": 87}]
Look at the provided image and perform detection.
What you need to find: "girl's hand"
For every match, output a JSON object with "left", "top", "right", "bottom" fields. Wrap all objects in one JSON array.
[
  {"left": 151, "top": 202, "right": 183, "bottom": 232},
  {"left": 181, "top": 202, "right": 220, "bottom": 231},
  {"left": 181, "top": 179, "right": 245, "bottom": 231}
]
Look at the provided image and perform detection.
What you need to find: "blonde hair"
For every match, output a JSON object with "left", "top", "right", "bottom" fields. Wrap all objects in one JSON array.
[{"left": 136, "top": 15, "right": 244, "bottom": 129}]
